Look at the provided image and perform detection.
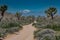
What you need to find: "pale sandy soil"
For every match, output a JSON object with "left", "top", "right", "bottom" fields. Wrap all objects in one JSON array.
[{"left": 4, "top": 24, "right": 36, "bottom": 40}]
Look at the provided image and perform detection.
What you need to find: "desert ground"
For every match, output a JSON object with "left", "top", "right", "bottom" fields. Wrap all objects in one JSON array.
[{"left": 4, "top": 24, "right": 36, "bottom": 40}]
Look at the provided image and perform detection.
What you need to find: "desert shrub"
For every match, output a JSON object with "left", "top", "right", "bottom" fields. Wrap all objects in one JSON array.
[
  {"left": 0, "top": 28, "right": 7, "bottom": 38},
  {"left": 6, "top": 27, "right": 22, "bottom": 34},
  {"left": 34, "top": 29, "right": 56, "bottom": 40},
  {"left": 32, "top": 23, "right": 47, "bottom": 28},
  {"left": 34, "top": 30, "right": 41, "bottom": 38},
  {"left": 32, "top": 23, "right": 36, "bottom": 26},
  {"left": 0, "top": 20, "right": 22, "bottom": 28},
  {"left": 44, "top": 24, "right": 60, "bottom": 31},
  {"left": 55, "top": 36, "right": 60, "bottom": 40},
  {"left": 33, "top": 22, "right": 60, "bottom": 31},
  {"left": 0, "top": 21, "right": 23, "bottom": 38},
  {"left": 19, "top": 20, "right": 30, "bottom": 26}
]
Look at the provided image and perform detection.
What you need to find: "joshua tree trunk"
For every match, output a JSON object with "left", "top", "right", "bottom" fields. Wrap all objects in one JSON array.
[
  {"left": 17, "top": 16, "right": 20, "bottom": 20},
  {"left": 51, "top": 16, "right": 53, "bottom": 20},
  {"left": 0, "top": 11, "right": 4, "bottom": 21},
  {"left": 1, "top": 11, "right": 4, "bottom": 17},
  {"left": 17, "top": 16, "right": 21, "bottom": 20},
  {"left": 51, "top": 14, "right": 53, "bottom": 20}
]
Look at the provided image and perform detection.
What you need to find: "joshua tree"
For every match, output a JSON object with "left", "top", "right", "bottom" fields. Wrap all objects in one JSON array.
[
  {"left": 45, "top": 7, "right": 57, "bottom": 19},
  {"left": 16, "top": 12, "right": 22, "bottom": 20},
  {"left": 0, "top": 5, "right": 7, "bottom": 21}
]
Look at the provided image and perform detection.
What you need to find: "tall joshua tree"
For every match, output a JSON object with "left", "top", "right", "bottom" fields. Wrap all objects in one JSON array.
[
  {"left": 45, "top": 7, "right": 57, "bottom": 19},
  {"left": 16, "top": 12, "right": 22, "bottom": 20},
  {"left": 0, "top": 5, "right": 7, "bottom": 21}
]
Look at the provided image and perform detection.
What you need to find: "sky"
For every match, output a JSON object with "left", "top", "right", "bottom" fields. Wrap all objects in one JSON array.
[{"left": 0, "top": 0, "right": 60, "bottom": 16}]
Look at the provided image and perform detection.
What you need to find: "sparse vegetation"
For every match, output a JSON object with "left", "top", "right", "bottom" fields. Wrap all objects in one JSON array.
[
  {"left": 0, "top": 20, "right": 23, "bottom": 38},
  {"left": 55, "top": 36, "right": 60, "bottom": 40},
  {"left": 32, "top": 7, "right": 60, "bottom": 40},
  {"left": 0, "top": 4, "right": 60, "bottom": 40},
  {"left": 33, "top": 23, "right": 60, "bottom": 31},
  {"left": 34, "top": 29, "right": 56, "bottom": 40},
  {"left": 33, "top": 18, "right": 60, "bottom": 40},
  {"left": 0, "top": 5, "right": 36, "bottom": 39}
]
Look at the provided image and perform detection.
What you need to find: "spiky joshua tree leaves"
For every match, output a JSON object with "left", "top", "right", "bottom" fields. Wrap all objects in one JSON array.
[
  {"left": 45, "top": 7, "right": 57, "bottom": 19},
  {"left": 0, "top": 5, "right": 7, "bottom": 21}
]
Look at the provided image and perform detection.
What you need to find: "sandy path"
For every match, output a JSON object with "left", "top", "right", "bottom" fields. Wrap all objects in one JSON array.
[{"left": 4, "top": 24, "right": 36, "bottom": 40}]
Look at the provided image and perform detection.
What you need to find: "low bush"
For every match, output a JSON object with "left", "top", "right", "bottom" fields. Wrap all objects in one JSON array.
[
  {"left": 44, "top": 24, "right": 60, "bottom": 31},
  {"left": 32, "top": 23, "right": 46, "bottom": 28},
  {"left": 56, "top": 36, "right": 60, "bottom": 40},
  {"left": 0, "top": 28, "right": 7, "bottom": 38},
  {"left": 34, "top": 29, "right": 56, "bottom": 40},
  {"left": 0, "top": 21, "right": 23, "bottom": 38},
  {"left": 33, "top": 22, "right": 60, "bottom": 31}
]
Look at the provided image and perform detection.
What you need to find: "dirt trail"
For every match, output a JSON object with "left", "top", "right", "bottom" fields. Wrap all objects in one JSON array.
[{"left": 4, "top": 24, "right": 36, "bottom": 40}]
